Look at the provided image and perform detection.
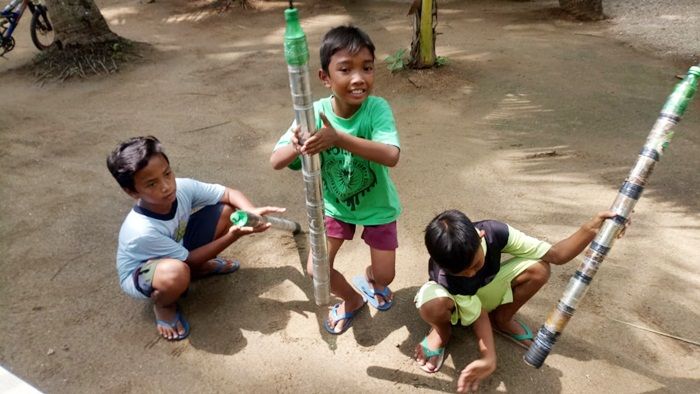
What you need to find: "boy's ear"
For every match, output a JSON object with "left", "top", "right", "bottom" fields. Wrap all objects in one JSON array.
[
  {"left": 318, "top": 68, "right": 331, "bottom": 88},
  {"left": 123, "top": 187, "right": 140, "bottom": 200}
]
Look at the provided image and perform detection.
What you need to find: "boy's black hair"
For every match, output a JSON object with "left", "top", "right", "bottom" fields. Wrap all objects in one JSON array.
[
  {"left": 106, "top": 136, "right": 169, "bottom": 193},
  {"left": 424, "top": 210, "right": 481, "bottom": 275},
  {"left": 320, "top": 25, "right": 375, "bottom": 74}
]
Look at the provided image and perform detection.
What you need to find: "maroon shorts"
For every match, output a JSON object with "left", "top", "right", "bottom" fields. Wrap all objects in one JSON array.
[{"left": 324, "top": 216, "right": 398, "bottom": 251}]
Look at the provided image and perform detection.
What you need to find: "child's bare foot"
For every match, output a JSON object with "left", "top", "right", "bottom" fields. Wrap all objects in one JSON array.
[
  {"left": 154, "top": 304, "right": 189, "bottom": 340},
  {"left": 414, "top": 329, "right": 447, "bottom": 373},
  {"left": 323, "top": 295, "right": 365, "bottom": 335}
]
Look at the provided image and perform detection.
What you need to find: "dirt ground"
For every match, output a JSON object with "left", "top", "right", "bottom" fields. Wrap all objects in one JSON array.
[{"left": 1, "top": 0, "right": 699, "bottom": 392}]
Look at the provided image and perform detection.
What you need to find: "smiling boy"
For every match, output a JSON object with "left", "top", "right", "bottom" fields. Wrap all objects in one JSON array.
[{"left": 270, "top": 26, "right": 402, "bottom": 335}]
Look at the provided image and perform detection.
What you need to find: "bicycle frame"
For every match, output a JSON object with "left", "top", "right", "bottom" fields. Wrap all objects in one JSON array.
[
  {"left": 1, "top": 0, "right": 44, "bottom": 55},
  {"left": 1, "top": 0, "right": 24, "bottom": 36}
]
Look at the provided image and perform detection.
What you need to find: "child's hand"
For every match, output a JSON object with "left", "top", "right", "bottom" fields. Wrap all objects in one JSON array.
[
  {"left": 457, "top": 358, "right": 496, "bottom": 393},
  {"left": 229, "top": 222, "right": 272, "bottom": 237},
  {"left": 250, "top": 206, "right": 286, "bottom": 218},
  {"left": 229, "top": 207, "right": 285, "bottom": 236},
  {"left": 300, "top": 112, "right": 338, "bottom": 156},
  {"left": 291, "top": 124, "right": 303, "bottom": 154},
  {"left": 583, "top": 210, "right": 631, "bottom": 239}
]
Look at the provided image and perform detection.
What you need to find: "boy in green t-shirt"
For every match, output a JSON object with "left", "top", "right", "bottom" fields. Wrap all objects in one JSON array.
[{"left": 271, "top": 25, "right": 401, "bottom": 335}]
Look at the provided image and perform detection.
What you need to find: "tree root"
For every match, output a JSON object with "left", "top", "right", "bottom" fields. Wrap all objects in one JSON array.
[
  {"left": 31, "top": 38, "right": 148, "bottom": 84},
  {"left": 212, "top": 0, "right": 255, "bottom": 13}
]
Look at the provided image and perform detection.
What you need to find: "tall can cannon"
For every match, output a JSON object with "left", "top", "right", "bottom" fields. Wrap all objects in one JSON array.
[
  {"left": 524, "top": 66, "right": 700, "bottom": 368},
  {"left": 284, "top": 5, "right": 330, "bottom": 306}
]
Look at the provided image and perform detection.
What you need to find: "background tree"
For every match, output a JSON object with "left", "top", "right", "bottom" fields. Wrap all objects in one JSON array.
[
  {"left": 44, "top": 0, "right": 118, "bottom": 48},
  {"left": 36, "top": 0, "right": 140, "bottom": 81},
  {"left": 408, "top": 0, "right": 437, "bottom": 69},
  {"left": 559, "top": 0, "right": 604, "bottom": 20}
]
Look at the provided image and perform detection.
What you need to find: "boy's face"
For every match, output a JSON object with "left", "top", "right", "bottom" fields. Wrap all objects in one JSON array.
[
  {"left": 126, "top": 153, "right": 177, "bottom": 213},
  {"left": 456, "top": 230, "right": 486, "bottom": 277},
  {"left": 320, "top": 47, "right": 375, "bottom": 114},
  {"left": 458, "top": 245, "right": 485, "bottom": 277}
]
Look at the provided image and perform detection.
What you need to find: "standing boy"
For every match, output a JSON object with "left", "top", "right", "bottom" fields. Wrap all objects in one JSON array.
[{"left": 270, "top": 26, "right": 401, "bottom": 334}]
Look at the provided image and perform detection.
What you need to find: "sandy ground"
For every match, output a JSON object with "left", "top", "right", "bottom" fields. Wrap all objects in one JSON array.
[{"left": 1, "top": 0, "right": 699, "bottom": 392}]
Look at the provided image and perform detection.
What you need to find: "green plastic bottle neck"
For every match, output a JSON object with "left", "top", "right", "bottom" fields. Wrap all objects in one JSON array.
[
  {"left": 284, "top": 8, "right": 303, "bottom": 38},
  {"left": 230, "top": 211, "right": 248, "bottom": 227}
]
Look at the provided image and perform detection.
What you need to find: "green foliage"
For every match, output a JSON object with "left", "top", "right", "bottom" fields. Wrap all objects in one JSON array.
[
  {"left": 436, "top": 56, "right": 448, "bottom": 67},
  {"left": 384, "top": 48, "right": 407, "bottom": 72}
]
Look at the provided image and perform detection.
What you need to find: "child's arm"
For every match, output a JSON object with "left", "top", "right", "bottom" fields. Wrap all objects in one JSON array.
[
  {"left": 542, "top": 210, "right": 623, "bottom": 265},
  {"left": 458, "top": 310, "right": 497, "bottom": 393},
  {"left": 270, "top": 125, "right": 304, "bottom": 170},
  {"left": 185, "top": 188, "right": 285, "bottom": 265},
  {"left": 270, "top": 144, "right": 299, "bottom": 170},
  {"left": 185, "top": 226, "right": 254, "bottom": 265},
  {"left": 299, "top": 113, "right": 400, "bottom": 167}
]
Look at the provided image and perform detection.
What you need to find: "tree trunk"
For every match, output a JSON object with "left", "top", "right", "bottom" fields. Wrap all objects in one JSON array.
[
  {"left": 559, "top": 0, "right": 604, "bottom": 21},
  {"left": 409, "top": 0, "right": 437, "bottom": 69},
  {"left": 44, "top": 0, "right": 118, "bottom": 47}
]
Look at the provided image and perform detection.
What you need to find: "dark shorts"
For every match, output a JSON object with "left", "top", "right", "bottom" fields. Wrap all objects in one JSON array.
[
  {"left": 132, "top": 203, "right": 224, "bottom": 298},
  {"left": 324, "top": 216, "right": 398, "bottom": 251}
]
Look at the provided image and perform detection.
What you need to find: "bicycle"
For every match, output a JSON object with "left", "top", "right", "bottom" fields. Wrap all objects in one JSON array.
[{"left": 0, "top": 0, "right": 55, "bottom": 56}]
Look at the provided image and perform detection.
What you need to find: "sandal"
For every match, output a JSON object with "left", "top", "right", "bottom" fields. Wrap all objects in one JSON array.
[
  {"left": 418, "top": 335, "right": 445, "bottom": 373},
  {"left": 494, "top": 318, "right": 533, "bottom": 350},
  {"left": 323, "top": 303, "right": 363, "bottom": 335},
  {"left": 203, "top": 257, "right": 240, "bottom": 277},
  {"left": 351, "top": 275, "right": 393, "bottom": 311},
  {"left": 155, "top": 310, "right": 190, "bottom": 341}
]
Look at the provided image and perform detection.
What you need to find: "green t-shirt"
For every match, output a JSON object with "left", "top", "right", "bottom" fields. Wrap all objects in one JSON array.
[{"left": 274, "top": 96, "right": 402, "bottom": 225}]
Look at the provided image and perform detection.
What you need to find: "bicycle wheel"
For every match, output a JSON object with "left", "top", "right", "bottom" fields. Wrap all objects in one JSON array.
[{"left": 30, "top": 4, "right": 55, "bottom": 50}]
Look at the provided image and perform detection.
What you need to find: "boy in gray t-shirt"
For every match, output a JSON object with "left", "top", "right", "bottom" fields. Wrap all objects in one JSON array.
[{"left": 108, "top": 136, "right": 284, "bottom": 340}]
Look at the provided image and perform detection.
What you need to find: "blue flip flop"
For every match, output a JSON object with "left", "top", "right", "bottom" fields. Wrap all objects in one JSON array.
[
  {"left": 351, "top": 275, "right": 393, "bottom": 311},
  {"left": 205, "top": 257, "right": 240, "bottom": 277},
  {"left": 323, "top": 303, "right": 359, "bottom": 335},
  {"left": 156, "top": 310, "right": 190, "bottom": 341}
]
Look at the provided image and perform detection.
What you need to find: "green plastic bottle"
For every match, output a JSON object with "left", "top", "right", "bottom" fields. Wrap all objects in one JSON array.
[
  {"left": 284, "top": 8, "right": 309, "bottom": 67},
  {"left": 662, "top": 66, "right": 699, "bottom": 117}
]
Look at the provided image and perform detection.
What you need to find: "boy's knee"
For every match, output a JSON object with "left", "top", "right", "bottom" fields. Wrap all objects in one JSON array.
[
  {"left": 154, "top": 259, "right": 190, "bottom": 291},
  {"left": 419, "top": 297, "right": 454, "bottom": 324},
  {"left": 530, "top": 261, "right": 551, "bottom": 285},
  {"left": 221, "top": 203, "right": 235, "bottom": 218}
]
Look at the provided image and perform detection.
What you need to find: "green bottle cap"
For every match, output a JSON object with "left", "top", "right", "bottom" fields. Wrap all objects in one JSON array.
[
  {"left": 230, "top": 211, "right": 248, "bottom": 227},
  {"left": 284, "top": 8, "right": 309, "bottom": 66}
]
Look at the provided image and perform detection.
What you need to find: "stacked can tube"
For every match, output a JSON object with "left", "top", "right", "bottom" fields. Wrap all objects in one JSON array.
[
  {"left": 284, "top": 7, "right": 330, "bottom": 305},
  {"left": 524, "top": 66, "right": 700, "bottom": 368},
  {"left": 230, "top": 211, "right": 301, "bottom": 234}
]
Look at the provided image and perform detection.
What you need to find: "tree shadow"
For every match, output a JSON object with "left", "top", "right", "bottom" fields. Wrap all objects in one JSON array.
[
  {"left": 181, "top": 265, "right": 314, "bottom": 355},
  {"left": 530, "top": 288, "right": 700, "bottom": 392},
  {"left": 180, "top": 228, "right": 378, "bottom": 355}
]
